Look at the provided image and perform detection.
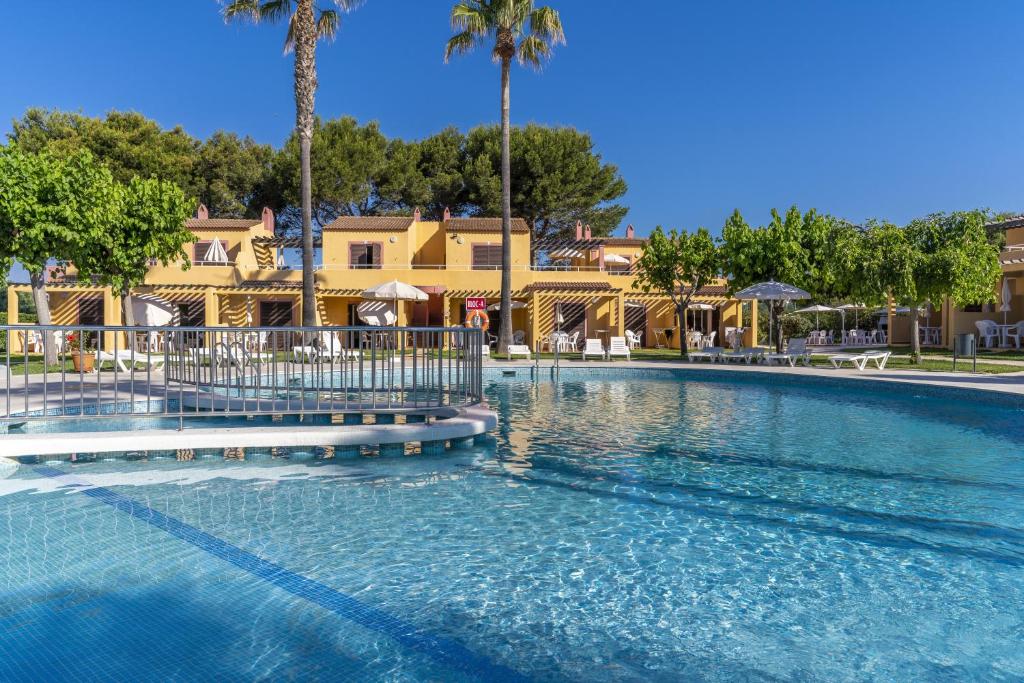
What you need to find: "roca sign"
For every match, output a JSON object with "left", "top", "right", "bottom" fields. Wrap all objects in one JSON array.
[{"left": 466, "top": 297, "right": 487, "bottom": 311}]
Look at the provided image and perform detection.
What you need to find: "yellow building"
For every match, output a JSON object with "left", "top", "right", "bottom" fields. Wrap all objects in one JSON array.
[{"left": 6, "top": 206, "right": 752, "bottom": 352}]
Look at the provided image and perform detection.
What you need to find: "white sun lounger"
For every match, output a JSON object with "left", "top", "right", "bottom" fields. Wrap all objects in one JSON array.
[
  {"left": 688, "top": 346, "right": 725, "bottom": 363},
  {"left": 507, "top": 344, "right": 531, "bottom": 360},
  {"left": 764, "top": 338, "right": 811, "bottom": 367},
  {"left": 581, "top": 338, "right": 605, "bottom": 360},
  {"left": 829, "top": 350, "right": 891, "bottom": 370},
  {"left": 607, "top": 336, "right": 630, "bottom": 360},
  {"left": 721, "top": 347, "right": 764, "bottom": 364}
]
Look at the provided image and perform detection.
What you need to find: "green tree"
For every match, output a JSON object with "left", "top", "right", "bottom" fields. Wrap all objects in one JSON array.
[
  {"left": 73, "top": 177, "right": 194, "bottom": 327},
  {"left": 0, "top": 146, "right": 120, "bottom": 363},
  {"left": 195, "top": 131, "right": 274, "bottom": 218},
  {"left": 223, "top": 0, "right": 364, "bottom": 326},
  {"left": 445, "top": 0, "right": 565, "bottom": 354},
  {"left": 864, "top": 211, "right": 1001, "bottom": 362},
  {"left": 464, "top": 124, "right": 627, "bottom": 255},
  {"left": 266, "top": 116, "right": 390, "bottom": 230},
  {"left": 633, "top": 226, "right": 719, "bottom": 358},
  {"left": 10, "top": 109, "right": 199, "bottom": 196}
]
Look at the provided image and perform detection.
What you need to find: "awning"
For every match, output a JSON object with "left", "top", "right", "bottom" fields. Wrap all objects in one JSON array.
[{"left": 357, "top": 301, "right": 398, "bottom": 326}]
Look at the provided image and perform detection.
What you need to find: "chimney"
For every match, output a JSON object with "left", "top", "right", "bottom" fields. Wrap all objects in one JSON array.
[
  {"left": 584, "top": 224, "right": 592, "bottom": 240},
  {"left": 196, "top": 203, "right": 209, "bottom": 220},
  {"left": 626, "top": 224, "right": 635, "bottom": 239},
  {"left": 262, "top": 207, "right": 275, "bottom": 234},
  {"left": 443, "top": 206, "right": 451, "bottom": 221},
  {"left": 575, "top": 220, "right": 583, "bottom": 240},
  {"left": 413, "top": 207, "right": 422, "bottom": 222}
]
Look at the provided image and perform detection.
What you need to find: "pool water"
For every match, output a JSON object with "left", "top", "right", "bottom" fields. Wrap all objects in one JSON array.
[{"left": 2, "top": 371, "right": 1024, "bottom": 681}]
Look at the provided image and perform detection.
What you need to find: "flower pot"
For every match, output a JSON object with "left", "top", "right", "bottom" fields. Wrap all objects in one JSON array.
[{"left": 72, "top": 352, "right": 95, "bottom": 373}]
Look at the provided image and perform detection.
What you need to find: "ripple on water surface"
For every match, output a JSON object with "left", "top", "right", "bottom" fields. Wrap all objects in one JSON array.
[{"left": 1, "top": 372, "right": 1024, "bottom": 681}]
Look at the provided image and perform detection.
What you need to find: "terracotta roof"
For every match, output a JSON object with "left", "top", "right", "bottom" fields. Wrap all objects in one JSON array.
[
  {"left": 695, "top": 284, "right": 729, "bottom": 296},
  {"left": 446, "top": 217, "right": 531, "bottom": 233},
  {"left": 186, "top": 218, "right": 263, "bottom": 230},
  {"left": 987, "top": 216, "right": 1024, "bottom": 232},
  {"left": 600, "top": 238, "right": 648, "bottom": 247},
  {"left": 525, "top": 281, "right": 617, "bottom": 293},
  {"left": 323, "top": 216, "right": 415, "bottom": 231}
]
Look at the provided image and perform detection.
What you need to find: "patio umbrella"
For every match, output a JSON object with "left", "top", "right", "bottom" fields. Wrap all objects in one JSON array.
[
  {"left": 837, "top": 303, "right": 866, "bottom": 329},
  {"left": 202, "top": 237, "right": 229, "bottom": 264},
  {"left": 556, "top": 304, "right": 565, "bottom": 331},
  {"left": 794, "top": 304, "right": 837, "bottom": 331},
  {"left": 487, "top": 300, "right": 527, "bottom": 311},
  {"left": 356, "top": 301, "right": 398, "bottom": 326},
  {"left": 131, "top": 294, "right": 175, "bottom": 326},
  {"left": 734, "top": 280, "right": 811, "bottom": 347},
  {"left": 360, "top": 280, "right": 428, "bottom": 302},
  {"left": 1000, "top": 278, "right": 1012, "bottom": 324},
  {"left": 603, "top": 253, "right": 630, "bottom": 265}
]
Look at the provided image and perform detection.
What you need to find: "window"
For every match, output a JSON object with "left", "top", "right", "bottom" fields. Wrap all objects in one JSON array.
[
  {"left": 78, "top": 298, "right": 104, "bottom": 326},
  {"left": 472, "top": 244, "right": 502, "bottom": 270},
  {"left": 349, "top": 243, "right": 381, "bottom": 269},
  {"left": 177, "top": 302, "right": 205, "bottom": 327},
  {"left": 260, "top": 301, "right": 293, "bottom": 327}
]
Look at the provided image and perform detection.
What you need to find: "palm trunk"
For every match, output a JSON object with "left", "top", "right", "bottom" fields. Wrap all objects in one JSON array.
[
  {"left": 295, "top": 0, "right": 317, "bottom": 327},
  {"left": 121, "top": 287, "right": 135, "bottom": 328},
  {"left": 497, "top": 55, "right": 513, "bottom": 356},
  {"left": 29, "top": 270, "right": 56, "bottom": 366}
]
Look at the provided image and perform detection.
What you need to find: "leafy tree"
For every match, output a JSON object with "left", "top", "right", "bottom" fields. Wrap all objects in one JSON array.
[
  {"left": 863, "top": 211, "right": 1001, "bottom": 362},
  {"left": 266, "top": 116, "right": 390, "bottom": 231},
  {"left": 9, "top": 108, "right": 199, "bottom": 197},
  {"left": 463, "top": 124, "right": 627, "bottom": 254},
  {"left": 223, "top": 0, "right": 364, "bottom": 326},
  {"left": 0, "top": 146, "right": 120, "bottom": 363},
  {"left": 633, "top": 226, "right": 719, "bottom": 358},
  {"left": 73, "top": 177, "right": 194, "bottom": 327},
  {"left": 445, "top": 0, "right": 565, "bottom": 354},
  {"left": 194, "top": 131, "right": 274, "bottom": 218}
]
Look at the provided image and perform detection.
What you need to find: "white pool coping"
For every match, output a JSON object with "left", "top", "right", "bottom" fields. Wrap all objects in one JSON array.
[{"left": 0, "top": 405, "right": 497, "bottom": 459}]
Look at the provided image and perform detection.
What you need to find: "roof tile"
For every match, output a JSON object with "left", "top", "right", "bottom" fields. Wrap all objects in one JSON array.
[{"left": 447, "top": 217, "right": 530, "bottom": 234}]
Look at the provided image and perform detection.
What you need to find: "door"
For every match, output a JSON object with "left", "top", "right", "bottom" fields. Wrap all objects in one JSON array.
[{"left": 260, "top": 301, "right": 293, "bottom": 327}]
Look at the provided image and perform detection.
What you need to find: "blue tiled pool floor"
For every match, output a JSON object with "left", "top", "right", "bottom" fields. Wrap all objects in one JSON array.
[{"left": 3, "top": 371, "right": 1024, "bottom": 680}]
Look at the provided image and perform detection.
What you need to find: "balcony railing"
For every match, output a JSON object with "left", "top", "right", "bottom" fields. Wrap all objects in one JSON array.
[{"left": 0, "top": 324, "right": 484, "bottom": 426}]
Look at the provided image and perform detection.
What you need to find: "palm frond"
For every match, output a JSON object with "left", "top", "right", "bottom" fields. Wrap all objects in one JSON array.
[
  {"left": 529, "top": 6, "right": 565, "bottom": 45},
  {"left": 492, "top": 0, "right": 524, "bottom": 30},
  {"left": 451, "top": 2, "right": 490, "bottom": 35},
  {"left": 445, "top": 30, "right": 480, "bottom": 62},
  {"left": 317, "top": 9, "right": 340, "bottom": 40},
  {"left": 329, "top": 0, "right": 364, "bottom": 10},
  {"left": 516, "top": 34, "right": 551, "bottom": 69},
  {"left": 222, "top": 0, "right": 261, "bottom": 22},
  {"left": 283, "top": 11, "right": 298, "bottom": 53},
  {"left": 257, "top": 0, "right": 294, "bottom": 23}
]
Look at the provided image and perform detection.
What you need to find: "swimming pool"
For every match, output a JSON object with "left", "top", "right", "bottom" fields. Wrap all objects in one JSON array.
[{"left": 2, "top": 369, "right": 1023, "bottom": 680}]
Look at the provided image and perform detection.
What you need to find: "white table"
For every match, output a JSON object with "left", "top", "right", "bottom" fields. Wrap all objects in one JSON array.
[
  {"left": 653, "top": 327, "right": 673, "bottom": 348},
  {"left": 995, "top": 324, "right": 1018, "bottom": 348},
  {"left": 919, "top": 326, "right": 942, "bottom": 346}
]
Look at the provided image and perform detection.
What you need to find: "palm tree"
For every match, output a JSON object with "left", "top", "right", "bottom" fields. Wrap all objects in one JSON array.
[
  {"left": 223, "top": 0, "right": 362, "bottom": 326},
  {"left": 445, "top": 1, "right": 564, "bottom": 355}
]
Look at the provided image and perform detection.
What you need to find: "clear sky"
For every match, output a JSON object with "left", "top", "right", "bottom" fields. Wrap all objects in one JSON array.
[{"left": 2, "top": 0, "right": 1023, "bottom": 239}]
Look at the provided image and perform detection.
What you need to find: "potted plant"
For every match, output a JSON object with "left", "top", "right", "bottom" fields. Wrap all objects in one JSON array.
[{"left": 66, "top": 332, "right": 96, "bottom": 373}]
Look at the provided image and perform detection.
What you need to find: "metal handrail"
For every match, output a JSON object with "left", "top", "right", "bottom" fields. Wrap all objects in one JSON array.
[{"left": 0, "top": 324, "right": 484, "bottom": 426}]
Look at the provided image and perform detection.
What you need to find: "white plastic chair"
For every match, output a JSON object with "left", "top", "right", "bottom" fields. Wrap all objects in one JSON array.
[
  {"left": 625, "top": 329, "right": 642, "bottom": 350},
  {"left": 563, "top": 331, "right": 580, "bottom": 352},
  {"left": 1006, "top": 321, "right": 1024, "bottom": 350},
  {"left": 702, "top": 330, "right": 717, "bottom": 349},
  {"left": 975, "top": 320, "right": 998, "bottom": 349},
  {"left": 513, "top": 330, "right": 526, "bottom": 345}
]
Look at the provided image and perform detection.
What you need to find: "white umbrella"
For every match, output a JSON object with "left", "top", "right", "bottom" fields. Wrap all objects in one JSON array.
[
  {"left": 734, "top": 280, "right": 811, "bottom": 347},
  {"left": 356, "top": 301, "right": 398, "bottom": 327},
  {"left": 603, "top": 253, "right": 630, "bottom": 265},
  {"left": 794, "top": 304, "right": 838, "bottom": 331},
  {"left": 556, "top": 304, "right": 565, "bottom": 331},
  {"left": 687, "top": 302, "right": 715, "bottom": 310},
  {"left": 624, "top": 301, "right": 645, "bottom": 309},
  {"left": 1000, "top": 278, "right": 1012, "bottom": 324},
  {"left": 837, "top": 303, "right": 866, "bottom": 329},
  {"left": 203, "top": 237, "right": 229, "bottom": 264},
  {"left": 360, "top": 280, "right": 428, "bottom": 302},
  {"left": 487, "top": 301, "right": 527, "bottom": 311},
  {"left": 131, "top": 294, "right": 175, "bottom": 326}
]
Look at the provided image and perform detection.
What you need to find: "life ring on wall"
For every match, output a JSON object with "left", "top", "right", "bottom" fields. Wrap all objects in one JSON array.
[{"left": 465, "top": 309, "right": 490, "bottom": 331}]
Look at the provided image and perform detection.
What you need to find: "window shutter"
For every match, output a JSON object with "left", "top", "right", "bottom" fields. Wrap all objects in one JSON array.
[{"left": 373, "top": 244, "right": 382, "bottom": 267}]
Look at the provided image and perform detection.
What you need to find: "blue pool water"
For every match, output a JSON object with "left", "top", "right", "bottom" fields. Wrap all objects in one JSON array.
[{"left": 2, "top": 370, "right": 1024, "bottom": 681}]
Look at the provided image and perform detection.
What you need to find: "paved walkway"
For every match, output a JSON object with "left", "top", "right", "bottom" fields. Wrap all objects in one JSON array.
[{"left": 484, "top": 358, "right": 1024, "bottom": 396}]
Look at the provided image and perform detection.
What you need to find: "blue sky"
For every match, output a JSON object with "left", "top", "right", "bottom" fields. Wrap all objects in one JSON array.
[{"left": 2, "top": 0, "right": 1023, "bottom": 240}]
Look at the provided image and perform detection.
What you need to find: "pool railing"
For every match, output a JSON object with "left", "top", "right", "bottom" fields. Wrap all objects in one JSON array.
[{"left": 0, "top": 324, "right": 485, "bottom": 425}]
